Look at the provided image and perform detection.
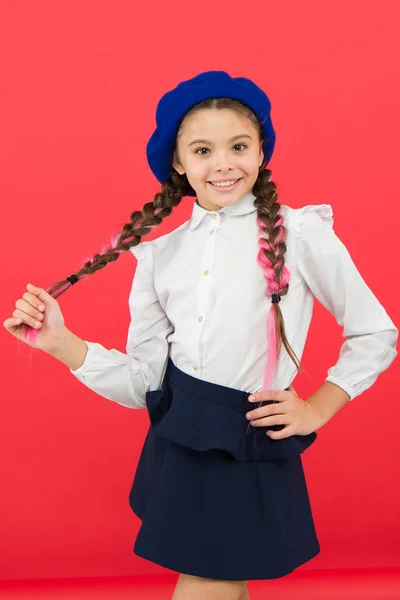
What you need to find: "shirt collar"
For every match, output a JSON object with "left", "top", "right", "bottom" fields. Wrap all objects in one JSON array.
[{"left": 188, "top": 190, "right": 257, "bottom": 231}]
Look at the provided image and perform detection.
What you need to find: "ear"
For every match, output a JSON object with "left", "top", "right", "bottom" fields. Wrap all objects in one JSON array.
[
  {"left": 259, "top": 145, "right": 264, "bottom": 168},
  {"left": 172, "top": 153, "right": 185, "bottom": 175}
]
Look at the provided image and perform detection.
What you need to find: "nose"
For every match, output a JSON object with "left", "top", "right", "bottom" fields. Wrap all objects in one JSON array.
[{"left": 212, "top": 152, "right": 234, "bottom": 172}]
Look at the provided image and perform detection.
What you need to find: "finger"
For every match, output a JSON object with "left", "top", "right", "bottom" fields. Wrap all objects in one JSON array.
[
  {"left": 246, "top": 403, "right": 281, "bottom": 421},
  {"left": 26, "top": 283, "right": 54, "bottom": 305},
  {"left": 12, "top": 308, "right": 42, "bottom": 329},
  {"left": 288, "top": 384, "right": 299, "bottom": 397},
  {"left": 266, "top": 426, "right": 294, "bottom": 440},
  {"left": 248, "top": 390, "right": 288, "bottom": 403},
  {"left": 22, "top": 291, "right": 46, "bottom": 312},
  {"left": 250, "top": 414, "right": 288, "bottom": 428},
  {"left": 15, "top": 298, "right": 44, "bottom": 321},
  {"left": 3, "top": 317, "right": 23, "bottom": 328}
]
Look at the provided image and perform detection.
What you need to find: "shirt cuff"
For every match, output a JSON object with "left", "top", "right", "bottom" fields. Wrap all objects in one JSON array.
[{"left": 325, "top": 375, "right": 358, "bottom": 401}]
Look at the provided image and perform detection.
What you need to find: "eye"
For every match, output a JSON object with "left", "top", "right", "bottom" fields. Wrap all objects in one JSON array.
[
  {"left": 194, "top": 147, "right": 209, "bottom": 155},
  {"left": 194, "top": 143, "right": 248, "bottom": 155}
]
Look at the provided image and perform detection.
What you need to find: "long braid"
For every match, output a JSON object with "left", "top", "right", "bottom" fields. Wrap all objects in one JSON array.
[
  {"left": 253, "top": 167, "right": 304, "bottom": 395},
  {"left": 21, "top": 172, "right": 190, "bottom": 345}
]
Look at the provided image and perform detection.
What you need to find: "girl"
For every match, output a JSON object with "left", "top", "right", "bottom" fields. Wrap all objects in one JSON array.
[{"left": 4, "top": 70, "right": 398, "bottom": 600}]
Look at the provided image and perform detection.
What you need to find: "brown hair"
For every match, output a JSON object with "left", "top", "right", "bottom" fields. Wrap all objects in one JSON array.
[{"left": 24, "top": 98, "right": 304, "bottom": 387}]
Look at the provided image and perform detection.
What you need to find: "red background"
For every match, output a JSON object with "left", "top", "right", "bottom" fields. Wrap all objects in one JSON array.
[{"left": 1, "top": 0, "right": 399, "bottom": 581}]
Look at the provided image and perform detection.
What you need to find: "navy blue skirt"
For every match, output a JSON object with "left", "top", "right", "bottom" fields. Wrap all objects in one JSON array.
[{"left": 129, "top": 358, "right": 320, "bottom": 581}]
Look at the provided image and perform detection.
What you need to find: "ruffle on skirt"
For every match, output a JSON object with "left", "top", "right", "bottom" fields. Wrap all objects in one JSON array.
[
  {"left": 145, "top": 359, "right": 317, "bottom": 463},
  {"left": 129, "top": 358, "right": 320, "bottom": 580}
]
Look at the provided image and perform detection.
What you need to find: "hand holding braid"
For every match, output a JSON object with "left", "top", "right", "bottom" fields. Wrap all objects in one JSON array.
[{"left": 6, "top": 172, "right": 189, "bottom": 348}]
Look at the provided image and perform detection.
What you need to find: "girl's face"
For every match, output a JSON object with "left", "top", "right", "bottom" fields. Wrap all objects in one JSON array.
[{"left": 172, "top": 108, "right": 264, "bottom": 211}]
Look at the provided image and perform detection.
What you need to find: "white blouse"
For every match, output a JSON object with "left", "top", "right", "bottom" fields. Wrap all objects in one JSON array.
[{"left": 70, "top": 190, "right": 398, "bottom": 409}]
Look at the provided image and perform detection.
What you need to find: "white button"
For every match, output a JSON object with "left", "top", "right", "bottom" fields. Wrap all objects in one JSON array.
[{"left": 198, "top": 316, "right": 203, "bottom": 322}]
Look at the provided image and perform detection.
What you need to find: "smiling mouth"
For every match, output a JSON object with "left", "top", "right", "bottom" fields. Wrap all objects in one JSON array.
[{"left": 208, "top": 178, "right": 242, "bottom": 188}]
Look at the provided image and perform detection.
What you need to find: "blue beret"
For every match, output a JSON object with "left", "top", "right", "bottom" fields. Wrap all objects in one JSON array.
[{"left": 146, "top": 70, "right": 276, "bottom": 197}]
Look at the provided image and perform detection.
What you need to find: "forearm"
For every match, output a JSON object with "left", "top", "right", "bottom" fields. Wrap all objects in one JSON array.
[
  {"left": 46, "top": 327, "right": 89, "bottom": 371},
  {"left": 306, "top": 381, "right": 351, "bottom": 428}
]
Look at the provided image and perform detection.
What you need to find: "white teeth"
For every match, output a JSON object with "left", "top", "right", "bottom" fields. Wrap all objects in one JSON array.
[{"left": 210, "top": 179, "right": 239, "bottom": 187}]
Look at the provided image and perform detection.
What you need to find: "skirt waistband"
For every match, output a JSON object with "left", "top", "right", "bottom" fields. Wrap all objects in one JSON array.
[
  {"left": 166, "top": 357, "right": 258, "bottom": 408},
  {"left": 145, "top": 357, "right": 317, "bottom": 462}
]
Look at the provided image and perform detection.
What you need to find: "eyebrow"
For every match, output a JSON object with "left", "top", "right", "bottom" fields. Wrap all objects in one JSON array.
[{"left": 188, "top": 133, "right": 253, "bottom": 147}]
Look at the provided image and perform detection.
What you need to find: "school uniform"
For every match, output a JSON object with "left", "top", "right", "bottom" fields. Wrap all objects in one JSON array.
[{"left": 70, "top": 190, "right": 398, "bottom": 580}]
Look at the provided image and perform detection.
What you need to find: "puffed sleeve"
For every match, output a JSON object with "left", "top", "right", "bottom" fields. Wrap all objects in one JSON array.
[
  {"left": 296, "top": 204, "right": 398, "bottom": 400},
  {"left": 69, "top": 241, "right": 174, "bottom": 409}
]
